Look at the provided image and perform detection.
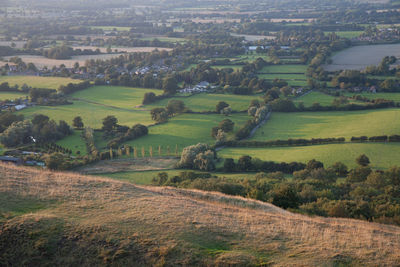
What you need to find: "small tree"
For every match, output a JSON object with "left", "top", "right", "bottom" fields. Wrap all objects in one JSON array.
[
  {"left": 158, "top": 145, "right": 162, "bottom": 156},
  {"left": 356, "top": 154, "right": 370, "bottom": 166},
  {"left": 216, "top": 101, "right": 229, "bottom": 113},
  {"left": 72, "top": 116, "right": 84, "bottom": 129},
  {"left": 141, "top": 147, "right": 145, "bottom": 157}
]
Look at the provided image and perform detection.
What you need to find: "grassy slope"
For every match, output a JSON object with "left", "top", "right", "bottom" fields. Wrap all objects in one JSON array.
[
  {"left": 219, "top": 143, "right": 400, "bottom": 169},
  {"left": 55, "top": 130, "right": 87, "bottom": 156},
  {"left": 19, "top": 100, "right": 152, "bottom": 129},
  {"left": 71, "top": 85, "right": 160, "bottom": 109},
  {"left": 0, "top": 76, "right": 80, "bottom": 90},
  {"left": 1, "top": 163, "right": 399, "bottom": 266},
  {"left": 252, "top": 109, "right": 400, "bottom": 141},
  {"left": 148, "top": 93, "right": 260, "bottom": 112}
]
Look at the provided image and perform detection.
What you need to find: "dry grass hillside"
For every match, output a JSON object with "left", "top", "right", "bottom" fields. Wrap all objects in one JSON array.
[{"left": 1, "top": 163, "right": 400, "bottom": 266}]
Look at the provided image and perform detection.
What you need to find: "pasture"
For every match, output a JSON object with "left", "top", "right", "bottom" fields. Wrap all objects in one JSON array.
[
  {"left": 148, "top": 93, "right": 260, "bottom": 112},
  {"left": 324, "top": 43, "right": 400, "bottom": 71},
  {"left": 251, "top": 109, "right": 400, "bottom": 141},
  {"left": 324, "top": 31, "right": 364, "bottom": 38},
  {"left": 90, "top": 26, "right": 131, "bottom": 31},
  {"left": 139, "top": 36, "right": 187, "bottom": 43},
  {"left": 257, "top": 64, "right": 308, "bottom": 74},
  {"left": 100, "top": 170, "right": 258, "bottom": 185},
  {"left": 219, "top": 143, "right": 400, "bottom": 169},
  {"left": 18, "top": 100, "right": 153, "bottom": 129},
  {"left": 0, "top": 76, "right": 80, "bottom": 90},
  {"left": 293, "top": 91, "right": 363, "bottom": 106},
  {"left": 0, "top": 92, "right": 27, "bottom": 100},
  {"left": 71, "top": 85, "right": 160, "bottom": 109},
  {"left": 56, "top": 130, "right": 87, "bottom": 156},
  {"left": 72, "top": 46, "right": 172, "bottom": 53},
  {"left": 343, "top": 92, "right": 400, "bottom": 102},
  {"left": 212, "top": 65, "right": 243, "bottom": 71},
  {"left": 122, "top": 113, "right": 249, "bottom": 149}
]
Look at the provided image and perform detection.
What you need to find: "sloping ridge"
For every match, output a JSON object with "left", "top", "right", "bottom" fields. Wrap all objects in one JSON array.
[{"left": 1, "top": 163, "right": 400, "bottom": 266}]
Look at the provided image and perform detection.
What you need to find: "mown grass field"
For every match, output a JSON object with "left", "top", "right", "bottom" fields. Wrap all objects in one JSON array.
[
  {"left": 148, "top": 93, "right": 260, "bottom": 112},
  {"left": 219, "top": 143, "right": 400, "bottom": 169},
  {"left": 123, "top": 113, "right": 249, "bottom": 149},
  {"left": 0, "top": 92, "right": 27, "bottom": 100},
  {"left": 71, "top": 85, "right": 160, "bottom": 109},
  {"left": 0, "top": 76, "right": 80, "bottom": 90},
  {"left": 56, "top": 130, "right": 87, "bottom": 156},
  {"left": 251, "top": 109, "right": 400, "bottom": 141},
  {"left": 19, "top": 100, "right": 152, "bottom": 129},
  {"left": 100, "top": 170, "right": 258, "bottom": 185}
]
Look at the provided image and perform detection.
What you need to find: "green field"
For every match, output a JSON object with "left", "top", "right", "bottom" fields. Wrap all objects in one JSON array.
[
  {"left": 123, "top": 113, "right": 249, "bottom": 149},
  {"left": 258, "top": 64, "right": 308, "bottom": 74},
  {"left": 148, "top": 93, "right": 260, "bottom": 112},
  {"left": 212, "top": 65, "right": 243, "bottom": 71},
  {"left": 251, "top": 109, "right": 400, "bottom": 141},
  {"left": 56, "top": 130, "right": 87, "bottom": 156},
  {"left": 344, "top": 92, "right": 400, "bottom": 102},
  {"left": 0, "top": 76, "right": 80, "bottom": 90},
  {"left": 91, "top": 26, "right": 131, "bottom": 31},
  {"left": 100, "top": 170, "right": 258, "bottom": 185},
  {"left": 324, "top": 31, "right": 364, "bottom": 39},
  {"left": 139, "top": 36, "right": 187, "bottom": 43},
  {"left": 293, "top": 91, "right": 363, "bottom": 107},
  {"left": 19, "top": 100, "right": 152, "bottom": 129},
  {"left": 0, "top": 92, "right": 27, "bottom": 100},
  {"left": 219, "top": 143, "right": 400, "bottom": 169},
  {"left": 71, "top": 86, "right": 160, "bottom": 109}
]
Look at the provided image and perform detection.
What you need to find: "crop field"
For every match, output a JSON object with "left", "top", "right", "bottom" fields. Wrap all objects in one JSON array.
[
  {"left": 100, "top": 170, "right": 258, "bottom": 185},
  {"left": 139, "top": 36, "right": 187, "bottom": 43},
  {"left": 19, "top": 100, "right": 152, "bottom": 129},
  {"left": 148, "top": 93, "right": 260, "bottom": 112},
  {"left": 324, "top": 31, "right": 364, "bottom": 38},
  {"left": 344, "top": 92, "right": 400, "bottom": 102},
  {"left": 251, "top": 109, "right": 400, "bottom": 141},
  {"left": 72, "top": 46, "right": 172, "bottom": 53},
  {"left": 123, "top": 113, "right": 249, "bottom": 149},
  {"left": 56, "top": 130, "right": 87, "bottom": 156},
  {"left": 2, "top": 54, "right": 125, "bottom": 68},
  {"left": 71, "top": 85, "right": 160, "bottom": 109},
  {"left": 219, "top": 143, "right": 400, "bottom": 169},
  {"left": 0, "top": 92, "right": 27, "bottom": 100},
  {"left": 324, "top": 43, "right": 400, "bottom": 71},
  {"left": 90, "top": 26, "right": 131, "bottom": 31},
  {"left": 0, "top": 76, "right": 80, "bottom": 89}
]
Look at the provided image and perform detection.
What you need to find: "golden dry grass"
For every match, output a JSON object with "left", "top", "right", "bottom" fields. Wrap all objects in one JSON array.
[{"left": 1, "top": 162, "right": 400, "bottom": 266}]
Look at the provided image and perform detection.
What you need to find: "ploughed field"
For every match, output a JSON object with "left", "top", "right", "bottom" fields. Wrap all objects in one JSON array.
[{"left": 324, "top": 43, "right": 400, "bottom": 71}]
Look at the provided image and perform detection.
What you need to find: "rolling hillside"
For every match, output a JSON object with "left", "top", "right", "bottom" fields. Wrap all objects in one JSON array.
[{"left": 1, "top": 163, "right": 400, "bottom": 266}]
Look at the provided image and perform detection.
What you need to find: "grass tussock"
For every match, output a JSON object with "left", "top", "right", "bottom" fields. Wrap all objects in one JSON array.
[{"left": 1, "top": 162, "right": 400, "bottom": 266}]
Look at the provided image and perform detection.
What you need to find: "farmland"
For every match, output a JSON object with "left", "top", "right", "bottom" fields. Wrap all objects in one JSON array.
[
  {"left": 18, "top": 100, "right": 153, "bottom": 129},
  {"left": 324, "top": 31, "right": 364, "bottom": 38},
  {"left": 257, "top": 64, "right": 308, "bottom": 86},
  {"left": 343, "top": 92, "right": 400, "bottom": 102},
  {"left": 71, "top": 85, "right": 160, "bottom": 109},
  {"left": 293, "top": 91, "right": 364, "bottom": 106},
  {"left": 251, "top": 109, "right": 400, "bottom": 141},
  {"left": 148, "top": 93, "right": 260, "bottom": 112},
  {"left": 324, "top": 43, "right": 400, "bottom": 71},
  {"left": 219, "top": 143, "right": 400, "bottom": 169},
  {"left": 55, "top": 130, "right": 86, "bottom": 156},
  {"left": 0, "top": 76, "right": 80, "bottom": 89},
  {"left": 72, "top": 46, "right": 172, "bottom": 53},
  {"left": 122, "top": 113, "right": 249, "bottom": 149},
  {"left": 0, "top": 92, "right": 27, "bottom": 100}
]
